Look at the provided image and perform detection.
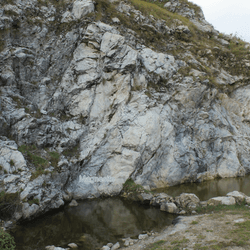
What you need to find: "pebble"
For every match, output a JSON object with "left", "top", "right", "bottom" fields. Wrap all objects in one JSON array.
[
  {"left": 111, "top": 242, "right": 120, "bottom": 250},
  {"left": 234, "top": 219, "right": 245, "bottom": 223},
  {"left": 69, "top": 200, "right": 78, "bottom": 207},
  {"left": 138, "top": 234, "right": 148, "bottom": 240},
  {"left": 68, "top": 243, "right": 78, "bottom": 248},
  {"left": 101, "top": 246, "right": 110, "bottom": 250}
]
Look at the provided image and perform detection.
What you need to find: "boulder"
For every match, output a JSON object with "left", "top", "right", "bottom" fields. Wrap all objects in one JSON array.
[
  {"left": 208, "top": 196, "right": 236, "bottom": 206},
  {"left": 72, "top": 0, "right": 94, "bottom": 19},
  {"left": 160, "top": 202, "right": 178, "bottom": 214},
  {"left": 150, "top": 193, "right": 172, "bottom": 206},
  {"left": 245, "top": 197, "right": 250, "bottom": 205},
  {"left": 226, "top": 191, "right": 246, "bottom": 203},
  {"left": 137, "top": 193, "right": 153, "bottom": 204},
  {"left": 138, "top": 234, "right": 148, "bottom": 240},
  {"left": 177, "top": 193, "right": 200, "bottom": 209}
]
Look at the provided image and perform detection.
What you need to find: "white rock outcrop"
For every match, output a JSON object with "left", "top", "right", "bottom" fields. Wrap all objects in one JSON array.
[
  {"left": 72, "top": 0, "right": 95, "bottom": 19},
  {"left": 1, "top": 0, "right": 250, "bottom": 221}
]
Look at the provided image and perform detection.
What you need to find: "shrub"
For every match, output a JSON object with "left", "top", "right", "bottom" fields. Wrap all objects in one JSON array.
[
  {"left": 18, "top": 145, "right": 50, "bottom": 179},
  {"left": 123, "top": 178, "right": 151, "bottom": 193},
  {"left": 0, "top": 191, "right": 20, "bottom": 220},
  {"left": 28, "top": 198, "right": 39, "bottom": 205},
  {"left": 62, "top": 145, "right": 79, "bottom": 158},
  {"left": 0, "top": 228, "right": 16, "bottom": 250},
  {"left": 49, "top": 151, "right": 60, "bottom": 168}
]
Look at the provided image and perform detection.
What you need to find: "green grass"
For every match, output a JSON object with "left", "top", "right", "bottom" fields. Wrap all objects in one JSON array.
[
  {"left": 169, "top": 238, "right": 189, "bottom": 249},
  {"left": 147, "top": 240, "right": 165, "bottom": 250},
  {"left": 49, "top": 151, "right": 60, "bottom": 168},
  {"left": 191, "top": 221, "right": 198, "bottom": 225},
  {"left": 28, "top": 198, "right": 39, "bottom": 205},
  {"left": 30, "top": 167, "right": 50, "bottom": 180},
  {"left": 171, "top": 238, "right": 189, "bottom": 245},
  {"left": 230, "top": 220, "right": 250, "bottom": 246},
  {"left": 18, "top": 145, "right": 36, "bottom": 154},
  {"left": 62, "top": 145, "right": 79, "bottom": 158},
  {"left": 196, "top": 203, "right": 249, "bottom": 214},
  {"left": 18, "top": 145, "right": 52, "bottom": 179},
  {"left": 27, "top": 151, "right": 48, "bottom": 168},
  {"left": 123, "top": 178, "right": 146, "bottom": 193}
]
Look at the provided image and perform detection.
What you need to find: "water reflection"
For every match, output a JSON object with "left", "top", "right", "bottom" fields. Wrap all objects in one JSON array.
[
  {"left": 155, "top": 175, "right": 250, "bottom": 201},
  {"left": 13, "top": 198, "right": 176, "bottom": 250}
]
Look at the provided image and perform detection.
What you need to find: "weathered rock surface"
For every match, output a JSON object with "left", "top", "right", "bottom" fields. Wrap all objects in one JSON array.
[
  {"left": 160, "top": 202, "right": 178, "bottom": 214},
  {"left": 208, "top": 196, "right": 236, "bottom": 206},
  {"left": 1, "top": 0, "right": 250, "bottom": 221},
  {"left": 226, "top": 191, "right": 246, "bottom": 203}
]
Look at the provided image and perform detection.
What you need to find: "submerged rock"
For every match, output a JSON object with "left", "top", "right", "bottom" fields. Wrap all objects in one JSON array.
[{"left": 69, "top": 200, "right": 78, "bottom": 207}]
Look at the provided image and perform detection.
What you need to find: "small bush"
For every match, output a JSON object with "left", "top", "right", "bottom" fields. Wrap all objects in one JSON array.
[
  {"left": 191, "top": 221, "right": 198, "bottom": 225},
  {"left": 30, "top": 167, "right": 50, "bottom": 180},
  {"left": 27, "top": 152, "right": 48, "bottom": 168},
  {"left": 28, "top": 198, "right": 39, "bottom": 205},
  {"left": 49, "top": 151, "right": 60, "bottom": 168},
  {"left": 0, "top": 191, "right": 20, "bottom": 220},
  {"left": 0, "top": 228, "right": 16, "bottom": 250},
  {"left": 9, "top": 160, "right": 14, "bottom": 166},
  {"left": 123, "top": 178, "right": 151, "bottom": 194},
  {"left": 62, "top": 145, "right": 79, "bottom": 158}
]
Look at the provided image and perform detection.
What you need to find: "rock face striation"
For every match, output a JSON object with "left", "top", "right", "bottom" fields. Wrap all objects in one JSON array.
[{"left": 1, "top": 0, "right": 250, "bottom": 220}]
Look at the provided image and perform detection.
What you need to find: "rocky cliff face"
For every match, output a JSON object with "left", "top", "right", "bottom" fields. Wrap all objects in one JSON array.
[{"left": 1, "top": 0, "right": 250, "bottom": 220}]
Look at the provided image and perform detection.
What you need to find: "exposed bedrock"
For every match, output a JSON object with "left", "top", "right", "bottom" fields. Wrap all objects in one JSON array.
[{"left": 1, "top": 0, "right": 250, "bottom": 220}]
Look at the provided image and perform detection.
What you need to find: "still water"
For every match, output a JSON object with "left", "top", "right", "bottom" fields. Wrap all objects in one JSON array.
[
  {"left": 155, "top": 175, "right": 250, "bottom": 201},
  {"left": 12, "top": 175, "right": 250, "bottom": 250},
  {"left": 12, "top": 198, "right": 176, "bottom": 250}
]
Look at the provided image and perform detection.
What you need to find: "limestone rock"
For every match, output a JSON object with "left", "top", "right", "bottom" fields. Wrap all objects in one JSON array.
[
  {"left": 111, "top": 242, "right": 120, "bottom": 250},
  {"left": 208, "top": 196, "right": 236, "bottom": 206},
  {"left": 1, "top": 0, "right": 250, "bottom": 223},
  {"left": 68, "top": 243, "right": 78, "bottom": 248},
  {"left": 137, "top": 193, "right": 154, "bottom": 204},
  {"left": 160, "top": 202, "right": 178, "bottom": 214},
  {"left": 101, "top": 246, "right": 110, "bottom": 250},
  {"left": 69, "top": 200, "right": 78, "bottom": 207},
  {"left": 226, "top": 191, "right": 246, "bottom": 203},
  {"left": 245, "top": 197, "right": 250, "bottom": 205},
  {"left": 22, "top": 203, "right": 39, "bottom": 219},
  {"left": 177, "top": 193, "right": 200, "bottom": 209},
  {"left": 72, "top": 0, "right": 94, "bottom": 19},
  {"left": 138, "top": 234, "right": 148, "bottom": 240}
]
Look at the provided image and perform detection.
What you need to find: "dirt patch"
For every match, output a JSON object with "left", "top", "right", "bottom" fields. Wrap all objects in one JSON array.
[{"left": 121, "top": 209, "right": 250, "bottom": 250}]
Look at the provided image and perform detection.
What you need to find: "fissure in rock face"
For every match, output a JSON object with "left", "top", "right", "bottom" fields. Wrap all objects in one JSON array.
[{"left": 1, "top": 0, "right": 250, "bottom": 220}]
